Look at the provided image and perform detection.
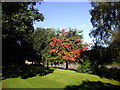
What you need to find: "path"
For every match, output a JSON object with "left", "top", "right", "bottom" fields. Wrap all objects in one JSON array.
[
  {"left": 45, "top": 63, "right": 78, "bottom": 70},
  {"left": 46, "top": 64, "right": 120, "bottom": 70}
]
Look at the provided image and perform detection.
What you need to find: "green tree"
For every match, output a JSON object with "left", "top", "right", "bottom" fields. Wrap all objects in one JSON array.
[
  {"left": 31, "top": 28, "right": 56, "bottom": 66},
  {"left": 109, "top": 29, "right": 120, "bottom": 63},
  {"left": 89, "top": 2, "right": 120, "bottom": 65},
  {"left": 2, "top": 2, "right": 44, "bottom": 65},
  {"left": 89, "top": 2, "right": 120, "bottom": 46},
  {"left": 77, "top": 57, "right": 92, "bottom": 74}
]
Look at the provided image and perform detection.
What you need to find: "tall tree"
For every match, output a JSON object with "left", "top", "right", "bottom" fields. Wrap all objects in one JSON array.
[
  {"left": 2, "top": 2, "right": 44, "bottom": 65},
  {"left": 109, "top": 29, "right": 120, "bottom": 63},
  {"left": 31, "top": 28, "right": 56, "bottom": 65},
  {"left": 89, "top": 2, "right": 120, "bottom": 65},
  {"left": 89, "top": 2, "right": 120, "bottom": 46}
]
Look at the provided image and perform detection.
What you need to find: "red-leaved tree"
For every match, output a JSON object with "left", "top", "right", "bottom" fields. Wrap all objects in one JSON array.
[{"left": 49, "top": 29, "right": 88, "bottom": 69}]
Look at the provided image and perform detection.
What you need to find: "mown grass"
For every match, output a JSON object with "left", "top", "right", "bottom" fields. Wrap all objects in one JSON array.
[{"left": 2, "top": 68, "right": 120, "bottom": 89}]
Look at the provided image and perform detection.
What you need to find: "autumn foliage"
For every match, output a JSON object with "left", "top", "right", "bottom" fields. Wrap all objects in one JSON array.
[{"left": 49, "top": 29, "right": 88, "bottom": 63}]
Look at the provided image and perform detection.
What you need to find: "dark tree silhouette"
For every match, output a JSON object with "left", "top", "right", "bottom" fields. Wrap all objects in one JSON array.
[{"left": 2, "top": 2, "right": 44, "bottom": 65}]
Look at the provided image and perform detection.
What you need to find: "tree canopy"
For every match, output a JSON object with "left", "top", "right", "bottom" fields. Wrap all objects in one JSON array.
[
  {"left": 2, "top": 2, "right": 44, "bottom": 65},
  {"left": 49, "top": 28, "right": 88, "bottom": 69},
  {"left": 31, "top": 28, "right": 56, "bottom": 64},
  {"left": 109, "top": 29, "right": 120, "bottom": 63},
  {"left": 89, "top": 2, "right": 120, "bottom": 46},
  {"left": 88, "top": 2, "right": 120, "bottom": 65}
]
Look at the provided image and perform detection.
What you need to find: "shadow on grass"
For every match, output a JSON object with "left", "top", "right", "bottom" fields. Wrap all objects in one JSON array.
[
  {"left": 2, "top": 64, "right": 55, "bottom": 80},
  {"left": 93, "top": 66, "right": 120, "bottom": 82},
  {"left": 65, "top": 80, "right": 120, "bottom": 90}
]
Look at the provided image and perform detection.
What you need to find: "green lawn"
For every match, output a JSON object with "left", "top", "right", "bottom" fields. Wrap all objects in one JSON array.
[{"left": 2, "top": 68, "right": 120, "bottom": 89}]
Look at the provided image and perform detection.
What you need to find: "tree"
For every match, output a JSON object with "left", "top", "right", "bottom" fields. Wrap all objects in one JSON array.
[
  {"left": 2, "top": 2, "right": 44, "bottom": 65},
  {"left": 31, "top": 28, "right": 56, "bottom": 66},
  {"left": 89, "top": 2, "right": 120, "bottom": 46},
  {"left": 49, "top": 28, "right": 88, "bottom": 69},
  {"left": 89, "top": 2, "right": 120, "bottom": 65},
  {"left": 109, "top": 29, "right": 120, "bottom": 63}
]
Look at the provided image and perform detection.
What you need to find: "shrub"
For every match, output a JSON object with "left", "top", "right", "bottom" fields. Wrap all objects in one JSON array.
[
  {"left": 94, "top": 66, "right": 120, "bottom": 81},
  {"left": 77, "top": 57, "right": 92, "bottom": 74}
]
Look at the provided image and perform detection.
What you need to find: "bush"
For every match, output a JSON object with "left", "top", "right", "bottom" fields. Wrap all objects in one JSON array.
[
  {"left": 77, "top": 57, "right": 92, "bottom": 74},
  {"left": 94, "top": 66, "right": 120, "bottom": 81}
]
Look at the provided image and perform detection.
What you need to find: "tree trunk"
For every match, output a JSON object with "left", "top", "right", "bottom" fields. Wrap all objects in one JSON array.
[
  {"left": 58, "top": 62, "right": 60, "bottom": 66},
  {"left": 32, "top": 61, "right": 34, "bottom": 64},
  {"left": 54, "top": 62, "right": 56, "bottom": 67},
  {"left": 51, "top": 62, "right": 53, "bottom": 67},
  {"left": 66, "top": 61, "right": 68, "bottom": 69},
  {"left": 47, "top": 60, "right": 49, "bottom": 67}
]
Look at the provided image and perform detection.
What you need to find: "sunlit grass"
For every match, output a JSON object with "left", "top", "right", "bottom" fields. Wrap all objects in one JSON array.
[{"left": 2, "top": 68, "right": 120, "bottom": 88}]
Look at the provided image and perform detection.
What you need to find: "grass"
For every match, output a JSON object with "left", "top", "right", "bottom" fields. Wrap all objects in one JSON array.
[{"left": 2, "top": 67, "right": 120, "bottom": 89}]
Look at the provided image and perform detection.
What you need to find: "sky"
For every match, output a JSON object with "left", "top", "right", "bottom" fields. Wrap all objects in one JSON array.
[{"left": 33, "top": 2, "right": 93, "bottom": 43}]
